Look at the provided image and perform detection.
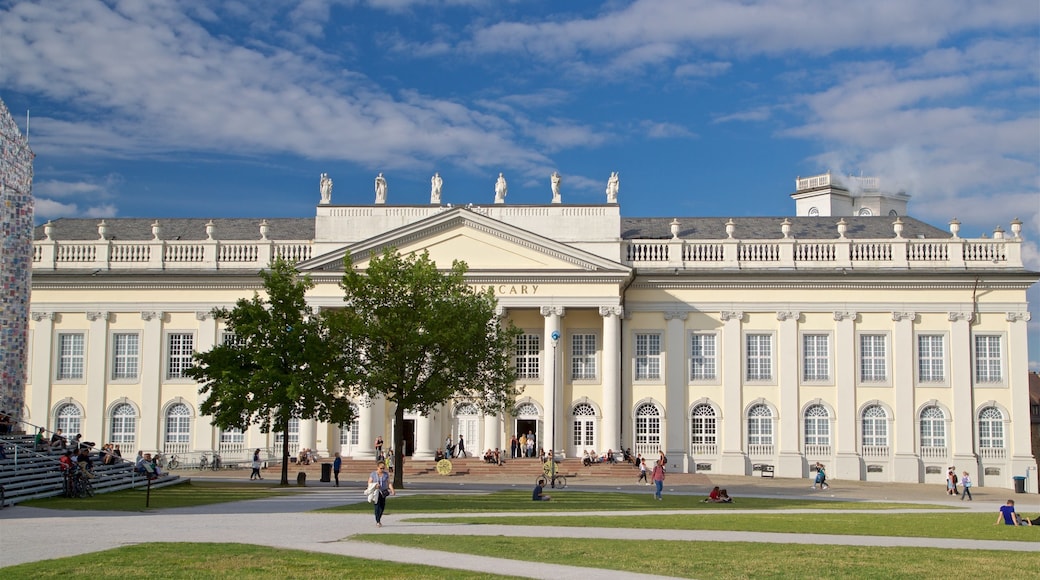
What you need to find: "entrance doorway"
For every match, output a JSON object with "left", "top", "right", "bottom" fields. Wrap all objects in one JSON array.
[
  {"left": 516, "top": 419, "right": 539, "bottom": 457},
  {"left": 401, "top": 419, "right": 415, "bottom": 457}
]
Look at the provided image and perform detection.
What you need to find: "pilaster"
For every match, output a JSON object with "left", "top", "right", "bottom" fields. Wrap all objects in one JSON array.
[
  {"left": 776, "top": 310, "right": 801, "bottom": 477},
  {"left": 718, "top": 310, "right": 746, "bottom": 474},
  {"left": 1005, "top": 311, "right": 1035, "bottom": 491},
  {"left": 139, "top": 311, "right": 164, "bottom": 452},
  {"left": 85, "top": 311, "right": 110, "bottom": 445},
  {"left": 195, "top": 311, "right": 217, "bottom": 451},
  {"left": 29, "top": 312, "right": 56, "bottom": 427},
  {"left": 599, "top": 305, "right": 622, "bottom": 453},
  {"left": 947, "top": 312, "right": 975, "bottom": 468},
  {"left": 541, "top": 306, "right": 564, "bottom": 454},
  {"left": 663, "top": 311, "right": 687, "bottom": 471},
  {"left": 891, "top": 311, "right": 917, "bottom": 482},
  {"left": 833, "top": 311, "right": 859, "bottom": 480}
]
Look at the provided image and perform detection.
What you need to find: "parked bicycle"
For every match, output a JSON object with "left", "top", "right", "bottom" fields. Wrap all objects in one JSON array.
[
  {"left": 211, "top": 452, "right": 222, "bottom": 470},
  {"left": 540, "top": 461, "right": 567, "bottom": 489},
  {"left": 166, "top": 454, "right": 180, "bottom": 470},
  {"left": 198, "top": 453, "right": 209, "bottom": 470}
]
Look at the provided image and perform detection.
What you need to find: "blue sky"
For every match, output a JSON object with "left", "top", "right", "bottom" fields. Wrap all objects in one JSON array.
[{"left": 2, "top": 0, "right": 1038, "bottom": 365}]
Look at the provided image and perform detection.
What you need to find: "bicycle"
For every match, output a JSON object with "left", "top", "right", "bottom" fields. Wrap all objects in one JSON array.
[
  {"left": 211, "top": 452, "right": 222, "bottom": 470},
  {"left": 540, "top": 461, "right": 567, "bottom": 489},
  {"left": 166, "top": 454, "right": 180, "bottom": 470},
  {"left": 198, "top": 453, "right": 209, "bottom": 470}
]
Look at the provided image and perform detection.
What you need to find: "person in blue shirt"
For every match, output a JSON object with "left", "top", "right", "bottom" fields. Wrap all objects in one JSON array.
[
  {"left": 995, "top": 499, "right": 1031, "bottom": 526},
  {"left": 532, "top": 478, "right": 552, "bottom": 501},
  {"left": 368, "top": 461, "right": 395, "bottom": 527},
  {"left": 332, "top": 452, "right": 342, "bottom": 487}
]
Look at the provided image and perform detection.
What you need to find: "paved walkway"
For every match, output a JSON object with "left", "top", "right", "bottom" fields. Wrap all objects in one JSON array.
[{"left": 2, "top": 474, "right": 1037, "bottom": 578}]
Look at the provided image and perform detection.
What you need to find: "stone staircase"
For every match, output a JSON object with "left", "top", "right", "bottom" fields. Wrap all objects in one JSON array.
[{"left": 0, "top": 435, "right": 182, "bottom": 507}]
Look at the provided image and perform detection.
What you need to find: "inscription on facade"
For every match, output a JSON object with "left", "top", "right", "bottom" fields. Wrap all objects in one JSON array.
[{"left": 473, "top": 284, "right": 540, "bottom": 295}]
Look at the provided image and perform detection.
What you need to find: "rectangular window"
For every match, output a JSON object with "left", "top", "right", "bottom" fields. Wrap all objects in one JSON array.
[
  {"left": 222, "top": 332, "right": 244, "bottom": 347},
  {"left": 860, "top": 334, "right": 887, "bottom": 382},
  {"left": 514, "top": 333, "right": 541, "bottom": 380},
  {"left": 917, "top": 335, "right": 944, "bottom": 382},
  {"left": 220, "top": 428, "right": 244, "bottom": 444},
  {"left": 974, "top": 335, "right": 1002, "bottom": 383},
  {"left": 634, "top": 333, "right": 662, "bottom": 380},
  {"left": 802, "top": 334, "right": 829, "bottom": 381},
  {"left": 571, "top": 333, "right": 597, "bottom": 380},
  {"left": 166, "top": 333, "right": 195, "bottom": 379},
  {"left": 746, "top": 334, "right": 772, "bottom": 381},
  {"left": 57, "top": 333, "right": 85, "bottom": 380},
  {"left": 112, "top": 333, "right": 140, "bottom": 380},
  {"left": 690, "top": 333, "right": 717, "bottom": 380}
]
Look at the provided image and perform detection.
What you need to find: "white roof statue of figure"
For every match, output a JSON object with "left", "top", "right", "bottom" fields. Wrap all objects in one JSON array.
[
  {"left": 319, "top": 172, "right": 333, "bottom": 204},
  {"left": 374, "top": 172, "right": 387, "bottom": 204},
  {"left": 494, "top": 172, "right": 508, "bottom": 204},
  {"left": 551, "top": 171, "right": 561, "bottom": 204},
  {"left": 606, "top": 171, "right": 619, "bottom": 203},
  {"left": 431, "top": 172, "right": 443, "bottom": 204}
]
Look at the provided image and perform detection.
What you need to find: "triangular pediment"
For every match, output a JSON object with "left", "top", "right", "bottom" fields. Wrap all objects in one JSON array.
[{"left": 297, "top": 208, "right": 629, "bottom": 275}]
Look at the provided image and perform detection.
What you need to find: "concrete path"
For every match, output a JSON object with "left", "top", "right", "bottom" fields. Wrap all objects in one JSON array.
[{"left": 2, "top": 475, "right": 1037, "bottom": 578}]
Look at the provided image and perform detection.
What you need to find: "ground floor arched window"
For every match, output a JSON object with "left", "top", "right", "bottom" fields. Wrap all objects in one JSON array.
[
  {"left": 571, "top": 403, "right": 596, "bottom": 451},
  {"left": 55, "top": 402, "right": 82, "bottom": 436},
  {"left": 690, "top": 404, "right": 717, "bottom": 454},
  {"left": 164, "top": 403, "right": 191, "bottom": 450},
  {"left": 339, "top": 403, "right": 361, "bottom": 455},
  {"left": 634, "top": 403, "right": 661, "bottom": 457},
  {"left": 454, "top": 403, "right": 480, "bottom": 457},
  {"left": 110, "top": 403, "right": 136, "bottom": 451},
  {"left": 978, "top": 407, "right": 1004, "bottom": 451}
]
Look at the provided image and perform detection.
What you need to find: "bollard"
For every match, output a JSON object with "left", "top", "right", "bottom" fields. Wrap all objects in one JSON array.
[{"left": 297, "top": 471, "right": 306, "bottom": 486}]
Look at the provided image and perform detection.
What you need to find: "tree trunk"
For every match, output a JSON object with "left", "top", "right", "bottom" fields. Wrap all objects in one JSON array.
[
  {"left": 392, "top": 404, "right": 405, "bottom": 489},
  {"left": 280, "top": 416, "right": 291, "bottom": 486}
]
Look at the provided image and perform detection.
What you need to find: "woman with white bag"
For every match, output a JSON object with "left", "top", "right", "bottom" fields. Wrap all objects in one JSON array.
[{"left": 366, "top": 461, "right": 395, "bottom": 527}]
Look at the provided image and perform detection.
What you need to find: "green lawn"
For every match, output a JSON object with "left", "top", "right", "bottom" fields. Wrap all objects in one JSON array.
[
  {"left": 18, "top": 481, "right": 292, "bottom": 511},
  {"left": 355, "top": 535, "right": 1040, "bottom": 579},
  {"left": 319, "top": 490, "right": 948, "bottom": 513},
  {"left": 0, "top": 542, "right": 521, "bottom": 579}
]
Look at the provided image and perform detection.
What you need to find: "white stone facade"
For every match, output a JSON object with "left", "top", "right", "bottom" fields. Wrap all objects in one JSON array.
[{"left": 24, "top": 175, "right": 1038, "bottom": 490}]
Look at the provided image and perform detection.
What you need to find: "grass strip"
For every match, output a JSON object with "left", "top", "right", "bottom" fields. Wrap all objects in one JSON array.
[
  {"left": 401, "top": 511, "right": 1039, "bottom": 542},
  {"left": 0, "top": 542, "right": 522, "bottom": 579},
  {"left": 18, "top": 481, "right": 292, "bottom": 511},
  {"left": 318, "top": 490, "right": 948, "bottom": 513},
  {"left": 357, "top": 535, "right": 1040, "bottom": 579}
]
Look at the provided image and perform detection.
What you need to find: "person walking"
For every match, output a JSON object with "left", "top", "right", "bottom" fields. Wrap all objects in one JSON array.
[
  {"left": 332, "top": 452, "right": 342, "bottom": 487},
  {"left": 637, "top": 458, "right": 649, "bottom": 485},
  {"left": 651, "top": 459, "right": 666, "bottom": 500},
  {"left": 457, "top": 434, "right": 467, "bottom": 458},
  {"left": 367, "top": 461, "right": 395, "bottom": 527},
  {"left": 812, "top": 462, "right": 829, "bottom": 490},
  {"left": 960, "top": 471, "right": 973, "bottom": 501},
  {"left": 250, "top": 448, "right": 263, "bottom": 480},
  {"left": 947, "top": 467, "right": 958, "bottom": 495}
]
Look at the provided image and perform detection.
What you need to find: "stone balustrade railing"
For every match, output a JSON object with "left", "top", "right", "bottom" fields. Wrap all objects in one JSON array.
[
  {"left": 624, "top": 236, "right": 1022, "bottom": 270},
  {"left": 32, "top": 238, "right": 314, "bottom": 270}
]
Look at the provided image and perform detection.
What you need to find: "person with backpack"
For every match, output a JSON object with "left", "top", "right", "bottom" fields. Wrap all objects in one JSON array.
[
  {"left": 947, "top": 467, "right": 958, "bottom": 495},
  {"left": 960, "top": 471, "right": 973, "bottom": 501},
  {"left": 812, "top": 462, "right": 829, "bottom": 490}
]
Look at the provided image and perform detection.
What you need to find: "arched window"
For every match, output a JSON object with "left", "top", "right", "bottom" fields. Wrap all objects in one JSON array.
[
  {"left": 110, "top": 403, "right": 136, "bottom": 448},
  {"left": 978, "top": 407, "right": 1004, "bottom": 449},
  {"left": 164, "top": 404, "right": 191, "bottom": 445},
  {"left": 858, "top": 207, "right": 873, "bottom": 216},
  {"left": 340, "top": 403, "right": 361, "bottom": 448},
  {"left": 571, "top": 403, "right": 596, "bottom": 449},
  {"left": 804, "top": 404, "right": 830, "bottom": 447},
  {"left": 515, "top": 402, "right": 539, "bottom": 417},
  {"left": 862, "top": 405, "right": 888, "bottom": 447},
  {"left": 690, "top": 404, "right": 717, "bottom": 448},
  {"left": 919, "top": 406, "right": 945, "bottom": 448},
  {"left": 55, "top": 403, "right": 82, "bottom": 436},
  {"left": 455, "top": 403, "right": 480, "bottom": 455},
  {"left": 747, "top": 404, "right": 773, "bottom": 446},
  {"left": 634, "top": 403, "right": 661, "bottom": 455}
]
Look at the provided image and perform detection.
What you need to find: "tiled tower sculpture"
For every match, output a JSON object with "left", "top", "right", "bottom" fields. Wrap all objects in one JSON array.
[{"left": 0, "top": 98, "right": 34, "bottom": 425}]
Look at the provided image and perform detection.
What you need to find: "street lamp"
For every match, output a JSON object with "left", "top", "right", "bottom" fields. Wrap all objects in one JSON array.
[{"left": 550, "top": 330, "right": 560, "bottom": 485}]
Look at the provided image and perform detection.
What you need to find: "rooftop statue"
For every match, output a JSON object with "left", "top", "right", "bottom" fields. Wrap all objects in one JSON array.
[
  {"left": 319, "top": 172, "right": 333, "bottom": 204},
  {"left": 431, "top": 172, "right": 443, "bottom": 204},
  {"left": 606, "top": 171, "right": 619, "bottom": 203},
  {"left": 551, "top": 171, "right": 561, "bottom": 203},
  {"left": 494, "top": 173, "right": 508, "bottom": 204},
  {"left": 374, "top": 172, "right": 387, "bottom": 204}
]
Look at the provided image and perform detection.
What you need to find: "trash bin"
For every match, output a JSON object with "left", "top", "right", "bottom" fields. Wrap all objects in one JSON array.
[
  {"left": 320, "top": 463, "right": 332, "bottom": 483},
  {"left": 1012, "top": 476, "right": 1026, "bottom": 493}
]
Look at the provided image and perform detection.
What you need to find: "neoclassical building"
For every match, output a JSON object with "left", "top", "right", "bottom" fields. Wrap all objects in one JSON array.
[{"left": 23, "top": 173, "right": 1038, "bottom": 490}]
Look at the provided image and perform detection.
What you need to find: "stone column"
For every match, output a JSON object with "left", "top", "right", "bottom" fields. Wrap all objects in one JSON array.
[
  {"left": 29, "top": 312, "right": 56, "bottom": 428},
  {"left": 84, "top": 312, "right": 110, "bottom": 446},
  {"left": 354, "top": 395, "right": 380, "bottom": 460},
  {"left": 891, "top": 311, "right": 917, "bottom": 482},
  {"left": 775, "top": 310, "right": 801, "bottom": 477},
  {"left": 599, "top": 306, "right": 622, "bottom": 454},
  {"left": 139, "top": 312, "right": 164, "bottom": 452},
  {"left": 718, "top": 311, "right": 746, "bottom": 474},
  {"left": 833, "top": 311, "right": 859, "bottom": 480},
  {"left": 947, "top": 312, "right": 976, "bottom": 470},
  {"left": 299, "top": 419, "right": 317, "bottom": 455},
  {"left": 1006, "top": 311, "right": 1036, "bottom": 491},
  {"left": 540, "top": 306, "right": 564, "bottom": 456},
  {"left": 413, "top": 413, "right": 435, "bottom": 460},
  {"left": 483, "top": 411, "right": 502, "bottom": 455},
  {"left": 663, "top": 311, "right": 687, "bottom": 472}
]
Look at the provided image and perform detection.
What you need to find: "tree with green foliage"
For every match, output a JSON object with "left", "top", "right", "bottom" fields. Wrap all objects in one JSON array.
[
  {"left": 328, "top": 249, "right": 521, "bottom": 487},
  {"left": 186, "top": 258, "right": 356, "bottom": 485}
]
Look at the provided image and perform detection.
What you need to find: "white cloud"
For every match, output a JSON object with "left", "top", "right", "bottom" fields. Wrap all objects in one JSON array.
[{"left": 640, "top": 121, "right": 694, "bottom": 139}]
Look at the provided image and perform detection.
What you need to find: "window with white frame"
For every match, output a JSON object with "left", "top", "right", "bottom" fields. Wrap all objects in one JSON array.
[
  {"left": 919, "top": 406, "right": 945, "bottom": 448},
  {"left": 634, "top": 403, "right": 661, "bottom": 452},
  {"left": 220, "top": 427, "right": 244, "bottom": 445},
  {"left": 690, "top": 404, "right": 717, "bottom": 447},
  {"left": 275, "top": 417, "right": 300, "bottom": 447},
  {"left": 57, "top": 333, "right": 85, "bottom": 380},
  {"left": 802, "top": 334, "right": 829, "bottom": 381},
  {"left": 340, "top": 404, "right": 361, "bottom": 447},
  {"left": 164, "top": 403, "right": 191, "bottom": 444},
  {"left": 861, "top": 405, "right": 888, "bottom": 447},
  {"left": 746, "top": 334, "right": 772, "bottom": 381},
  {"left": 55, "top": 403, "right": 82, "bottom": 435},
  {"left": 221, "top": 332, "right": 244, "bottom": 347},
  {"left": 110, "top": 403, "right": 136, "bottom": 446},
  {"left": 634, "top": 333, "right": 662, "bottom": 380},
  {"left": 514, "top": 333, "right": 540, "bottom": 380},
  {"left": 917, "top": 334, "right": 944, "bottom": 382},
  {"left": 166, "top": 333, "right": 194, "bottom": 379},
  {"left": 112, "top": 333, "right": 140, "bottom": 380},
  {"left": 978, "top": 407, "right": 1004, "bottom": 449},
  {"left": 974, "top": 335, "right": 1002, "bottom": 383},
  {"left": 570, "top": 333, "right": 597, "bottom": 380},
  {"left": 571, "top": 403, "right": 596, "bottom": 448},
  {"left": 747, "top": 404, "right": 773, "bottom": 446},
  {"left": 860, "top": 334, "right": 887, "bottom": 382},
  {"left": 689, "top": 333, "right": 717, "bottom": 380},
  {"left": 804, "top": 404, "right": 830, "bottom": 447}
]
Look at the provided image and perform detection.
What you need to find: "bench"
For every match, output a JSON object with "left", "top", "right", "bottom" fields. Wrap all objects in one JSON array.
[{"left": 754, "top": 464, "right": 774, "bottom": 478}]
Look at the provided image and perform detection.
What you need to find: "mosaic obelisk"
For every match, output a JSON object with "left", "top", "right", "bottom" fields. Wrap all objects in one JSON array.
[{"left": 0, "top": 97, "right": 34, "bottom": 425}]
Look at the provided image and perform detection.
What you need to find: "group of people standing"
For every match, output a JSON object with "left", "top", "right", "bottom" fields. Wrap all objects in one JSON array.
[
  {"left": 947, "top": 466, "right": 973, "bottom": 500},
  {"left": 509, "top": 432, "right": 537, "bottom": 459}
]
